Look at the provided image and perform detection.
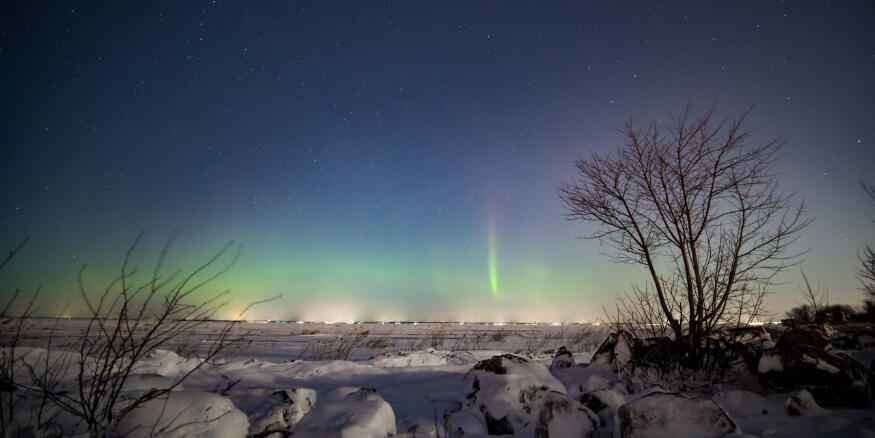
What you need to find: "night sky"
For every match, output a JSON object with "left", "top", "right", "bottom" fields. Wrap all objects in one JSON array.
[{"left": 1, "top": 1, "right": 874, "bottom": 322}]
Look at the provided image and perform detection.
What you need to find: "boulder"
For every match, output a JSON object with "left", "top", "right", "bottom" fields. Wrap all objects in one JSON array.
[
  {"left": 442, "top": 410, "right": 487, "bottom": 437},
  {"left": 532, "top": 391, "right": 598, "bottom": 438},
  {"left": 395, "top": 416, "right": 438, "bottom": 438},
  {"left": 461, "top": 354, "right": 566, "bottom": 435},
  {"left": 617, "top": 392, "right": 739, "bottom": 438},
  {"left": 777, "top": 322, "right": 831, "bottom": 349},
  {"left": 785, "top": 389, "right": 823, "bottom": 417},
  {"left": 590, "top": 330, "right": 641, "bottom": 372},
  {"left": 758, "top": 344, "right": 871, "bottom": 407},
  {"left": 550, "top": 346, "right": 574, "bottom": 372},
  {"left": 248, "top": 388, "right": 316, "bottom": 437},
  {"left": 294, "top": 388, "right": 396, "bottom": 438},
  {"left": 117, "top": 391, "right": 249, "bottom": 438},
  {"left": 578, "top": 388, "right": 625, "bottom": 427}
]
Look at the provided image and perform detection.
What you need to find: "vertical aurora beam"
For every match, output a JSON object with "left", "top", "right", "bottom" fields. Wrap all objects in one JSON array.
[{"left": 487, "top": 215, "right": 500, "bottom": 299}]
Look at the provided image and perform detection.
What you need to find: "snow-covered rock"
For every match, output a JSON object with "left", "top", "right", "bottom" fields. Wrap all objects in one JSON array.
[
  {"left": 461, "top": 354, "right": 567, "bottom": 435},
  {"left": 617, "top": 392, "right": 739, "bottom": 438},
  {"left": 248, "top": 388, "right": 316, "bottom": 437},
  {"left": 777, "top": 322, "right": 832, "bottom": 349},
  {"left": 116, "top": 391, "right": 249, "bottom": 438},
  {"left": 136, "top": 349, "right": 202, "bottom": 378},
  {"left": 578, "top": 388, "right": 625, "bottom": 427},
  {"left": 369, "top": 350, "right": 449, "bottom": 367},
  {"left": 395, "top": 415, "right": 438, "bottom": 438},
  {"left": 590, "top": 330, "right": 640, "bottom": 372},
  {"left": 757, "top": 352, "right": 784, "bottom": 373},
  {"left": 294, "top": 388, "right": 396, "bottom": 438},
  {"left": 443, "top": 410, "right": 488, "bottom": 437},
  {"left": 550, "top": 346, "right": 574, "bottom": 372},
  {"left": 758, "top": 344, "right": 871, "bottom": 407},
  {"left": 532, "top": 391, "right": 598, "bottom": 438},
  {"left": 785, "top": 389, "right": 823, "bottom": 417}
]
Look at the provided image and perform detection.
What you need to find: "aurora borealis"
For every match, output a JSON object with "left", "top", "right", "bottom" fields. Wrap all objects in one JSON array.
[{"left": 1, "top": 2, "right": 874, "bottom": 322}]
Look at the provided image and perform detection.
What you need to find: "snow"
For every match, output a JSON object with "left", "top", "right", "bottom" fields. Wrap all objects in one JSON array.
[
  {"left": 294, "top": 388, "right": 396, "bottom": 438},
  {"left": 617, "top": 392, "right": 738, "bottom": 438},
  {"left": 247, "top": 388, "right": 316, "bottom": 436},
  {"left": 116, "top": 391, "right": 249, "bottom": 438},
  {"left": 460, "top": 354, "right": 567, "bottom": 434},
  {"left": 801, "top": 353, "right": 841, "bottom": 374},
  {"left": 6, "top": 319, "right": 875, "bottom": 438},
  {"left": 758, "top": 352, "right": 785, "bottom": 373}
]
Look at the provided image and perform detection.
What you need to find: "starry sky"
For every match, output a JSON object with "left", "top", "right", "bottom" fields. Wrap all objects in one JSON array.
[{"left": 1, "top": 1, "right": 874, "bottom": 322}]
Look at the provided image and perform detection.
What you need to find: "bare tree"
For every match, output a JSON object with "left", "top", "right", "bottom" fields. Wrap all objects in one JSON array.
[
  {"left": 0, "top": 236, "right": 38, "bottom": 435},
  {"left": 783, "top": 267, "right": 829, "bottom": 322},
  {"left": 859, "top": 182, "right": 875, "bottom": 298},
  {"left": 559, "top": 105, "right": 809, "bottom": 365}
]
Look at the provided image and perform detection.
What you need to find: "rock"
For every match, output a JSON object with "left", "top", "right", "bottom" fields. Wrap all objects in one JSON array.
[
  {"left": 758, "top": 344, "right": 871, "bottom": 407},
  {"left": 248, "top": 388, "right": 316, "bottom": 437},
  {"left": 395, "top": 416, "right": 438, "bottom": 438},
  {"left": 294, "top": 388, "right": 396, "bottom": 438},
  {"left": 830, "top": 324, "right": 875, "bottom": 350},
  {"left": 117, "top": 391, "right": 249, "bottom": 438},
  {"left": 578, "top": 388, "right": 625, "bottom": 427},
  {"left": 532, "top": 391, "right": 598, "bottom": 438},
  {"left": 777, "top": 322, "right": 831, "bottom": 349},
  {"left": 785, "top": 389, "right": 823, "bottom": 416},
  {"left": 461, "top": 354, "right": 566, "bottom": 435},
  {"left": 617, "top": 392, "right": 739, "bottom": 438},
  {"left": 590, "top": 330, "right": 642, "bottom": 372},
  {"left": 829, "top": 333, "right": 859, "bottom": 350},
  {"left": 550, "top": 346, "right": 574, "bottom": 372},
  {"left": 443, "top": 410, "right": 487, "bottom": 437}
]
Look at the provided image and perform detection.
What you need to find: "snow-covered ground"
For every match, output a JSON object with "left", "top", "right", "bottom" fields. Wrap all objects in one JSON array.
[{"left": 5, "top": 319, "right": 875, "bottom": 437}]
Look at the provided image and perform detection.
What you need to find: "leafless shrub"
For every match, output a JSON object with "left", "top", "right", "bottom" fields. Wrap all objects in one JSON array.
[
  {"left": 859, "top": 182, "right": 875, "bottom": 301},
  {"left": 364, "top": 337, "right": 395, "bottom": 350},
  {"left": 489, "top": 330, "right": 507, "bottom": 344},
  {"left": 212, "top": 374, "right": 241, "bottom": 396},
  {"left": 784, "top": 267, "right": 828, "bottom": 322},
  {"left": 3, "top": 233, "right": 275, "bottom": 436},
  {"left": 299, "top": 330, "right": 368, "bottom": 361},
  {"left": 0, "top": 236, "right": 43, "bottom": 436},
  {"left": 429, "top": 329, "right": 447, "bottom": 350},
  {"left": 566, "top": 326, "right": 607, "bottom": 353},
  {"left": 291, "top": 329, "right": 320, "bottom": 336},
  {"left": 448, "top": 330, "right": 486, "bottom": 352}
]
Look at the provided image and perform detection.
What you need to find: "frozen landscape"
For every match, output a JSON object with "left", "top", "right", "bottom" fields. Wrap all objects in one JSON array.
[
  {"left": 3, "top": 318, "right": 874, "bottom": 437},
  {"left": 3, "top": 1, "right": 875, "bottom": 437}
]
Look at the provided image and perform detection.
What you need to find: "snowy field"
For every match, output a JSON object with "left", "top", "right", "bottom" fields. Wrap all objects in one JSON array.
[{"left": 6, "top": 319, "right": 875, "bottom": 437}]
